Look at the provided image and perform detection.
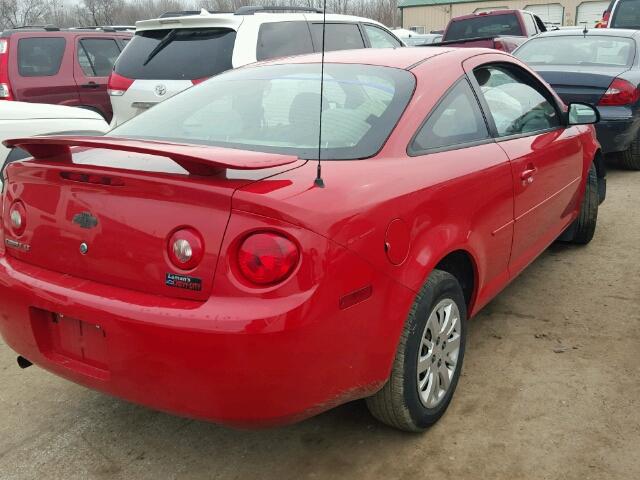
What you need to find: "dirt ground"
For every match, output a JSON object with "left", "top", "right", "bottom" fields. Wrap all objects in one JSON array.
[{"left": 0, "top": 167, "right": 638, "bottom": 480}]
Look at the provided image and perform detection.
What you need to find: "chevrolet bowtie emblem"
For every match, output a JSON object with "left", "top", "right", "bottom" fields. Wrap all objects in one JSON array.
[{"left": 72, "top": 212, "right": 98, "bottom": 229}]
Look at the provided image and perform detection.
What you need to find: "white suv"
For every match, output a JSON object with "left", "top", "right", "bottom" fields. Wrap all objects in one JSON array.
[{"left": 108, "top": 6, "right": 403, "bottom": 126}]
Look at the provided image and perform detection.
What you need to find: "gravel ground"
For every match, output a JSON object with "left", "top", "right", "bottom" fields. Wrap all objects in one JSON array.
[{"left": 0, "top": 167, "right": 638, "bottom": 480}]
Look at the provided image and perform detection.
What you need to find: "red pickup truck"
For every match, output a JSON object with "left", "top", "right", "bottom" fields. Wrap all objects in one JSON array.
[{"left": 438, "top": 10, "right": 546, "bottom": 52}]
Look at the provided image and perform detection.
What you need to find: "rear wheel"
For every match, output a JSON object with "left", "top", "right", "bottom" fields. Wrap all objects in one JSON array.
[
  {"left": 366, "top": 270, "right": 467, "bottom": 432},
  {"left": 618, "top": 137, "right": 640, "bottom": 170},
  {"left": 564, "top": 162, "right": 598, "bottom": 244}
]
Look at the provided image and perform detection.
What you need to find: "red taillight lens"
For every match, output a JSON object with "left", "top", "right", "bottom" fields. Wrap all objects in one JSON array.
[
  {"left": 237, "top": 232, "right": 299, "bottom": 286},
  {"left": 493, "top": 39, "right": 507, "bottom": 52},
  {"left": 8, "top": 201, "right": 26, "bottom": 236},
  {"left": 598, "top": 78, "right": 640, "bottom": 106},
  {"left": 107, "top": 72, "right": 134, "bottom": 96},
  {"left": 168, "top": 228, "right": 203, "bottom": 270},
  {"left": 191, "top": 77, "right": 209, "bottom": 85},
  {"left": 0, "top": 38, "right": 13, "bottom": 100}
]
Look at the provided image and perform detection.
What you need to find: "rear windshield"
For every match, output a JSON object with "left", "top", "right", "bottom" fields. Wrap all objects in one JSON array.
[
  {"left": 515, "top": 36, "right": 635, "bottom": 66},
  {"left": 109, "top": 63, "right": 415, "bottom": 160},
  {"left": 113, "top": 28, "right": 236, "bottom": 80},
  {"left": 444, "top": 13, "right": 523, "bottom": 41},
  {"left": 612, "top": 0, "right": 640, "bottom": 28}
]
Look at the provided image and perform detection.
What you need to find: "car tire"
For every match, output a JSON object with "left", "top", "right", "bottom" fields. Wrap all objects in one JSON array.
[
  {"left": 366, "top": 270, "right": 467, "bottom": 432},
  {"left": 619, "top": 137, "right": 640, "bottom": 170},
  {"left": 565, "top": 162, "right": 599, "bottom": 245}
]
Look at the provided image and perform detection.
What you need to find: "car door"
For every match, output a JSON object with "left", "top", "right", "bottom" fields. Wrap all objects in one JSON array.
[
  {"left": 74, "top": 36, "right": 122, "bottom": 120},
  {"left": 465, "top": 57, "right": 584, "bottom": 276},
  {"left": 408, "top": 77, "right": 514, "bottom": 309},
  {"left": 309, "top": 23, "right": 366, "bottom": 51},
  {"left": 11, "top": 34, "right": 81, "bottom": 107}
]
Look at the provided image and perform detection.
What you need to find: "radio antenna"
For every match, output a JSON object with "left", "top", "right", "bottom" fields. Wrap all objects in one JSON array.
[{"left": 314, "top": 0, "right": 327, "bottom": 188}]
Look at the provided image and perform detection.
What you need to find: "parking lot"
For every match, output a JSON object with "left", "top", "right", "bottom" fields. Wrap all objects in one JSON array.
[{"left": 0, "top": 166, "right": 637, "bottom": 479}]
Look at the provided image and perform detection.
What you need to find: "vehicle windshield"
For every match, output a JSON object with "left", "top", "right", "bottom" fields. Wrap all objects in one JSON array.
[
  {"left": 515, "top": 35, "right": 635, "bottom": 66},
  {"left": 611, "top": 0, "right": 640, "bottom": 28},
  {"left": 444, "top": 13, "right": 523, "bottom": 41},
  {"left": 113, "top": 28, "right": 236, "bottom": 80},
  {"left": 109, "top": 63, "right": 416, "bottom": 160}
]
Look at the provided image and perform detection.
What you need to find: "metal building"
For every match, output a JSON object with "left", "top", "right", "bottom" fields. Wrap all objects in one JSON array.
[{"left": 399, "top": 0, "right": 610, "bottom": 33}]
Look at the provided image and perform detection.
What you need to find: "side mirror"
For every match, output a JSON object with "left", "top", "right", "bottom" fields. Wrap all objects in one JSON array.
[{"left": 568, "top": 103, "right": 599, "bottom": 125}]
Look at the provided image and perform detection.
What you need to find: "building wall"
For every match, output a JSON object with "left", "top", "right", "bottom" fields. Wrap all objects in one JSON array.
[{"left": 402, "top": 0, "right": 601, "bottom": 33}]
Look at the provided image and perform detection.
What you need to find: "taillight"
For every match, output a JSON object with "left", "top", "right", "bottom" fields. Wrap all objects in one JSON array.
[
  {"left": 493, "top": 40, "right": 506, "bottom": 51},
  {"left": 0, "top": 38, "right": 13, "bottom": 100},
  {"left": 191, "top": 77, "right": 208, "bottom": 85},
  {"left": 167, "top": 228, "right": 204, "bottom": 270},
  {"left": 598, "top": 78, "right": 640, "bottom": 106},
  {"left": 8, "top": 201, "right": 26, "bottom": 237},
  {"left": 237, "top": 232, "right": 299, "bottom": 286},
  {"left": 107, "top": 72, "right": 134, "bottom": 96}
]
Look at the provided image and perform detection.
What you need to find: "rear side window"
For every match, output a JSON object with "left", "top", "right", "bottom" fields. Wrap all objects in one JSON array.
[
  {"left": 78, "top": 38, "right": 121, "bottom": 76},
  {"left": 444, "top": 14, "right": 523, "bottom": 41},
  {"left": 18, "top": 37, "right": 66, "bottom": 77},
  {"left": 612, "top": 0, "right": 640, "bottom": 28},
  {"left": 256, "top": 22, "right": 314, "bottom": 61},
  {"left": 363, "top": 24, "right": 402, "bottom": 48},
  {"left": 410, "top": 80, "right": 489, "bottom": 153},
  {"left": 114, "top": 28, "right": 236, "bottom": 80},
  {"left": 310, "top": 23, "right": 365, "bottom": 51}
]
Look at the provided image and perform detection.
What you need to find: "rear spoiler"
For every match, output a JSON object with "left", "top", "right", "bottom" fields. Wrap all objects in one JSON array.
[{"left": 2, "top": 136, "right": 298, "bottom": 175}]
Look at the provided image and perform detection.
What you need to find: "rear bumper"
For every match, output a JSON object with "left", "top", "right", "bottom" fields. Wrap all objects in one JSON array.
[
  {"left": 0, "top": 255, "right": 411, "bottom": 427},
  {"left": 595, "top": 107, "right": 640, "bottom": 154}
]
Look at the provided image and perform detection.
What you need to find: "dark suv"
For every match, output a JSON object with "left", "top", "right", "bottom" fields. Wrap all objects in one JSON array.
[{"left": 0, "top": 27, "right": 132, "bottom": 121}]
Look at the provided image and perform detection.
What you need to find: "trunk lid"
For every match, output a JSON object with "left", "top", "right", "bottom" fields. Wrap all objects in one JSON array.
[
  {"left": 535, "top": 66, "right": 630, "bottom": 105},
  {"left": 2, "top": 138, "right": 301, "bottom": 301},
  {"left": 118, "top": 79, "right": 194, "bottom": 121}
]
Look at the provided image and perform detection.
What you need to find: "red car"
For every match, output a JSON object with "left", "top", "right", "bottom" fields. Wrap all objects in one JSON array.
[
  {"left": 0, "top": 27, "right": 131, "bottom": 121},
  {"left": 439, "top": 10, "right": 546, "bottom": 52},
  {"left": 0, "top": 47, "right": 601, "bottom": 431}
]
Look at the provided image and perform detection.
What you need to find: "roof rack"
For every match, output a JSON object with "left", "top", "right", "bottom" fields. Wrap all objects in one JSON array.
[
  {"left": 15, "top": 25, "right": 59, "bottom": 31},
  {"left": 234, "top": 6, "right": 323, "bottom": 15},
  {"left": 158, "top": 10, "right": 224, "bottom": 18},
  {"left": 72, "top": 25, "right": 135, "bottom": 32}
]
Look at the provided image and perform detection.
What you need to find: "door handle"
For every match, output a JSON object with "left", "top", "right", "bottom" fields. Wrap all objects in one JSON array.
[
  {"left": 520, "top": 164, "right": 537, "bottom": 184},
  {"left": 81, "top": 82, "right": 100, "bottom": 89}
]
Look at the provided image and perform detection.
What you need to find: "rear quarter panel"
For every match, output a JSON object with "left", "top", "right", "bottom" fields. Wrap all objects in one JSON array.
[{"left": 233, "top": 50, "right": 517, "bottom": 317}]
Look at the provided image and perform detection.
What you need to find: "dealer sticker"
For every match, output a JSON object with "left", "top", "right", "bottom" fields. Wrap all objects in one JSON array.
[{"left": 165, "top": 273, "right": 202, "bottom": 291}]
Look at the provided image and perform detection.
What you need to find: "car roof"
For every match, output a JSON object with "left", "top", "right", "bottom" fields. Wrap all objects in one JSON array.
[
  {"left": 449, "top": 9, "right": 523, "bottom": 21},
  {"left": 135, "top": 12, "right": 387, "bottom": 32},
  {"left": 253, "top": 46, "right": 488, "bottom": 70},
  {"left": 0, "top": 101, "right": 106, "bottom": 121},
  {"left": 1, "top": 28, "right": 132, "bottom": 38},
  {"left": 535, "top": 28, "right": 640, "bottom": 38}
]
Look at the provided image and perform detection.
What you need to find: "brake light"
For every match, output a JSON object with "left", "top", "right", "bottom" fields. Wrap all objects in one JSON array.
[
  {"left": 191, "top": 77, "right": 208, "bottom": 85},
  {"left": 598, "top": 78, "right": 640, "bottom": 106},
  {"left": 8, "top": 201, "right": 26, "bottom": 237},
  {"left": 0, "top": 38, "right": 13, "bottom": 100},
  {"left": 237, "top": 232, "right": 299, "bottom": 286},
  {"left": 107, "top": 72, "right": 134, "bottom": 96},
  {"left": 168, "top": 228, "right": 204, "bottom": 270},
  {"left": 494, "top": 39, "right": 508, "bottom": 52}
]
